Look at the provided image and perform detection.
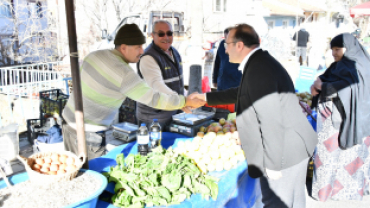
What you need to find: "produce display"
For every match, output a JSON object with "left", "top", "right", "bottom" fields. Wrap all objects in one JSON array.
[
  {"left": 104, "top": 147, "right": 219, "bottom": 208},
  {"left": 174, "top": 131, "right": 245, "bottom": 173},
  {"left": 31, "top": 153, "right": 77, "bottom": 175},
  {"left": 197, "top": 118, "right": 240, "bottom": 145},
  {"left": 296, "top": 91, "right": 313, "bottom": 107}
]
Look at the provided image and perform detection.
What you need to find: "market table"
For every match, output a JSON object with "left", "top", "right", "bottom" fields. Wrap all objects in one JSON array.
[{"left": 89, "top": 132, "right": 261, "bottom": 208}]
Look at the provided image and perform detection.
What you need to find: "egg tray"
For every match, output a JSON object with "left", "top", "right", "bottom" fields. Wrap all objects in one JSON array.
[{"left": 17, "top": 151, "right": 86, "bottom": 185}]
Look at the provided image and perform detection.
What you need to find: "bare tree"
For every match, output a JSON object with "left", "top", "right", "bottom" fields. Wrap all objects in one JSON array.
[{"left": 0, "top": 0, "right": 58, "bottom": 66}]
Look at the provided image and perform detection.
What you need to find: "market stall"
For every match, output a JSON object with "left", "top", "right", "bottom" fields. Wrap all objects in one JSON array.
[{"left": 89, "top": 132, "right": 261, "bottom": 208}]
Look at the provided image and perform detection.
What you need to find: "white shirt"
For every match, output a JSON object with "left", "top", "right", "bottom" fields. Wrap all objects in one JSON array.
[
  {"left": 239, "top": 47, "right": 261, "bottom": 74},
  {"left": 139, "top": 51, "right": 176, "bottom": 95}
]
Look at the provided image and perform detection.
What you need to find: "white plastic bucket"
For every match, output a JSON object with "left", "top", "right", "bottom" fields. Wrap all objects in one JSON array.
[{"left": 0, "top": 123, "right": 19, "bottom": 161}]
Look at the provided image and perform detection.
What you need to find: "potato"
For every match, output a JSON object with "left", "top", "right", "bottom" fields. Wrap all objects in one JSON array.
[{"left": 36, "top": 158, "right": 44, "bottom": 165}]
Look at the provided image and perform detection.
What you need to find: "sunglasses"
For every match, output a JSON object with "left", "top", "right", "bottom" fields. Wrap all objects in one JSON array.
[{"left": 153, "top": 31, "right": 173, "bottom": 37}]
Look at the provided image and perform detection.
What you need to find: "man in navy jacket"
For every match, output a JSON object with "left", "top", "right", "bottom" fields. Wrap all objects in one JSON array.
[{"left": 212, "top": 28, "right": 242, "bottom": 91}]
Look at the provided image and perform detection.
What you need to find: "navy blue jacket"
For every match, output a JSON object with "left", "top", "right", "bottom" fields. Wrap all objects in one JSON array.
[{"left": 212, "top": 40, "right": 242, "bottom": 91}]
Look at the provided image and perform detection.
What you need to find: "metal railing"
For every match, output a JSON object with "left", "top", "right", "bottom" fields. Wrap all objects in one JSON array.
[{"left": 0, "top": 62, "right": 71, "bottom": 125}]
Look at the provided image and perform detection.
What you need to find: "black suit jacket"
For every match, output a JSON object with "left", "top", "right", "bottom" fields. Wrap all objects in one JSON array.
[{"left": 207, "top": 49, "right": 318, "bottom": 178}]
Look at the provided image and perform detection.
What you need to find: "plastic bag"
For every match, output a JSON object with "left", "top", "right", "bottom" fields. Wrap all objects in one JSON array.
[
  {"left": 202, "top": 76, "right": 211, "bottom": 93},
  {"left": 0, "top": 123, "right": 19, "bottom": 161}
]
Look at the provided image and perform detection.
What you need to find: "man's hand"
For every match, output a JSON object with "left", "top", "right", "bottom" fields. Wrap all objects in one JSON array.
[
  {"left": 213, "top": 83, "right": 217, "bottom": 88},
  {"left": 265, "top": 168, "right": 282, "bottom": 180},
  {"left": 182, "top": 106, "right": 193, "bottom": 114},
  {"left": 188, "top": 92, "right": 206, "bottom": 102},
  {"left": 185, "top": 92, "right": 206, "bottom": 108}
]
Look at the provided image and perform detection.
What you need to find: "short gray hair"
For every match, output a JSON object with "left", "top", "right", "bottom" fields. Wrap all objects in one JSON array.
[{"left": 152, "top": 20, "right": 172, "bottom": 32}]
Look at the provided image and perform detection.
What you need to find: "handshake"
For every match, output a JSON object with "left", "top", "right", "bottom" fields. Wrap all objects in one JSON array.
[{"left": 182, "top": 92, "right": 207, "bottom": 113}]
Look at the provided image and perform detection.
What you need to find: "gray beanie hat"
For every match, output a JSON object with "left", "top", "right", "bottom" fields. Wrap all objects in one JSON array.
[{"left": 114, "top": 24, "right": 146, "bottom": 45}]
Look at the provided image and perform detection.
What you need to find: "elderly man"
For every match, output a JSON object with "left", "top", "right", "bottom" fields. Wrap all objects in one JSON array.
[
  {"left": 62, "top": 24, "right": 204, "bottom": 160},
  {"left": 191, "top": 24, "right": 317, "bottom": 207},
  {"left": 136, "top": 20, "right": 185, "bottom": 128}
]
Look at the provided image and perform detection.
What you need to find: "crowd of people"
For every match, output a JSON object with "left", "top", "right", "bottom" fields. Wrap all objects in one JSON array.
[{"left": 61, "top": 19, "right": 370, "bottom": 207}]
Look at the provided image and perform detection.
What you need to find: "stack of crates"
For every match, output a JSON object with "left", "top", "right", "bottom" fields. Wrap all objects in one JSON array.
[
  {"left": 39, "top": 89, "right": 69, "bottom": 119},
  {"left": 27, "top": 89, "right": 69, "bottom": 145}
]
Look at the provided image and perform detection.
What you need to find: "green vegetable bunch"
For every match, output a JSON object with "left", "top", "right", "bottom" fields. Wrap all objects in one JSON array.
[{"left": 104, "top": 146, "right": 219, "bottom": 208}]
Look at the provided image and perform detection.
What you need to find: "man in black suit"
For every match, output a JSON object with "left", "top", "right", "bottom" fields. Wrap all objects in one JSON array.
[{"left": 192, "top": 24, "right": 318, "bottom": 207}]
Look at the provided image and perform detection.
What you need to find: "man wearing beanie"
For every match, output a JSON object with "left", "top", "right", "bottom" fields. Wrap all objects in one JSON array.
[
  {"left": 62, "top": 24, "right": 204, "bottom": 160},
  {"left": 136, "top": 20, "right": 185, "bottom": 128}
]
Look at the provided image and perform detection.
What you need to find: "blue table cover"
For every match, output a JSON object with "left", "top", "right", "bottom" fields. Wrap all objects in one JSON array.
[{"left": 89, "top": 132, "right": 260, "bottom": 208}]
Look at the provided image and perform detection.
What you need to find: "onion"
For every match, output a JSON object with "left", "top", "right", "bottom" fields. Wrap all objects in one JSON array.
[{"left": 35, "top": 158, "right": 44, "bottom": 165}]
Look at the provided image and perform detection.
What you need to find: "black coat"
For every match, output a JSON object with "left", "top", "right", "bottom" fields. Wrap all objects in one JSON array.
[{"left": 207, "top": 49, "right": 318, "bottom": 178}]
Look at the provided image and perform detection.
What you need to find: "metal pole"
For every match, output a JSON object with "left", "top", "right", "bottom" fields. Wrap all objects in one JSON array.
[{"left": 64, "top": 0, "right": 88, "bottom": 168}]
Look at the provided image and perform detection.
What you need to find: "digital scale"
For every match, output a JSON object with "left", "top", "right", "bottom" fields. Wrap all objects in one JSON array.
[
  {"left": 168, "top": 109, "right": 215, "bottom": 137},
  {"left": 111, "top": 122, "right": 139, "bottom": 143}
]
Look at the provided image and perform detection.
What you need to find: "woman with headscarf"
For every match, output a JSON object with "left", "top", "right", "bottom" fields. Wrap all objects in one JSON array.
[{"left": 310, "top": 33, "right": 370, "bottom": 201}]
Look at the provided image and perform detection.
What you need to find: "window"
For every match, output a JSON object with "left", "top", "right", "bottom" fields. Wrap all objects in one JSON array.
[
  {"left": 28, "top": 2, "right": 43, "bottom": 18},
  {"left": 283, "top": 20, "right": 289, "bottom": 29},
  {"left": 267, "top": 20, "right": 274, "bottom": 30},
  {"left": 0, "top": 1, "right": 12, "bottom": 18},
  {"left": 214, "top": 0, "right": 227, "bottom": 12}
]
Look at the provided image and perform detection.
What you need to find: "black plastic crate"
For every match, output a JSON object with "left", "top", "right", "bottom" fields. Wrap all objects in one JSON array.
[
  {"left": 26, "top": 118, "right": 48, "bottom": 145},
  {"left": 39, "top": 89, "right": 69, "bottom": 119}
]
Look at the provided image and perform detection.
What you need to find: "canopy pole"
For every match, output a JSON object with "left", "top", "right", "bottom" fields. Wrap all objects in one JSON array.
[{"left": 64, "top": 0, "right": 88, "bottom": 168}]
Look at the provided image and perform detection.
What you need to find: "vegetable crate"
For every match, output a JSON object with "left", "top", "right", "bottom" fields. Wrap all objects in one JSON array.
[
  {"left": 119, "top": 98, "right": 137, "bottom": 124},
  {"left": 39, "top": 89, "right": 69, "bottom": 119},
  {"left": 26, "top": 118, "right": 47, "bottom": 145}
]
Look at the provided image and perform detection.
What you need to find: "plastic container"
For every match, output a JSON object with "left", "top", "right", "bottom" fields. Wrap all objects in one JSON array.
[
  {"left": 137, "top": 123, "right": 149, "bottom": 156},
  {"left": 149, "top": 119, "right": 162, "bottom": 149},
  {"left": 39, "top": 89, "right": 69, "bottom": 119},
  {"left": 0, "top": 123, "right": 19, "bottom": 161},
  {"left": 0, "top": 169, "right": 108, "bottom": 208}
]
